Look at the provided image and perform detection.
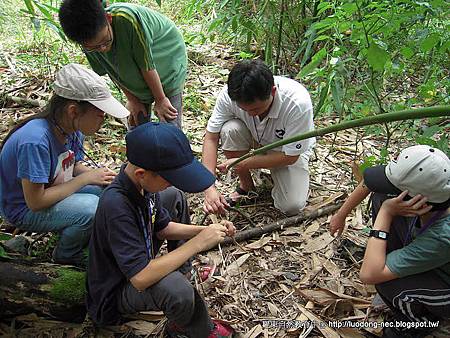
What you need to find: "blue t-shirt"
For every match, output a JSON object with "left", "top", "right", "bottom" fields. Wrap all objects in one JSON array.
[{"left": 0, "top": 118, "right": 84, "bottom": 224}]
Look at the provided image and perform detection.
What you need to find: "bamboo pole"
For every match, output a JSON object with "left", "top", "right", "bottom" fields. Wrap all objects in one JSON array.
[
  {"left": 220, "top": 202, "right": 343, "bottom": 246},
  {"left": 228, "top": 105, "right": 450, "bottom": 169}
]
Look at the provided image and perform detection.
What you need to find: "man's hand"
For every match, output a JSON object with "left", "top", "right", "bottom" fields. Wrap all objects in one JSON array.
[
  {"left": 381, "top": 191, "right": 432, "bottom": 218},
  {"left": 81, "top": 167, "right": 116, "bottom": 186},
  {"left": 217, "top": 158, "right": 246, "bottom": 173},
  {"left": 126, "top": 99, "right": 148, "bottom": 126},
  {"left": 203, "top": 186, "right": 229, "bottom": 214},
  {"left": 194, "top": 223, "right": 228, "bottom": 252},
  {"left": 329, "top": 213, "right": 346, "bottom": 236},
  {"left": 154, "top": 97, "right": 178, "bottom": 123}
]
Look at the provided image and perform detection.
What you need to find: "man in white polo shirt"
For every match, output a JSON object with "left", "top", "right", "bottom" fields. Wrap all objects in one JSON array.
[{"left": 202, "top": 59, "right": 315, "bottom": 216}]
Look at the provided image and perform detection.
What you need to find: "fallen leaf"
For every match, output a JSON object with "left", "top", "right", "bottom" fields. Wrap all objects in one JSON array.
[{"left": 303, "top": 232, "right": 335, "bottom": 253}]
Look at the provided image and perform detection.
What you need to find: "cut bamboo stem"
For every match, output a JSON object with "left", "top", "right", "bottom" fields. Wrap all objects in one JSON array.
[{"left": 228, "top": 105, "right": 450, "bottom": 169}]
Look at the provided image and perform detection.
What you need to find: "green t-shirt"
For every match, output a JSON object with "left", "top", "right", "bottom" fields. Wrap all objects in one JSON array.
[
  {"left": 386, "top": 213, "right": 450, "bottom": 285},
  {"left": 86, "top": 3, "right": 187, "bottom": 103}
]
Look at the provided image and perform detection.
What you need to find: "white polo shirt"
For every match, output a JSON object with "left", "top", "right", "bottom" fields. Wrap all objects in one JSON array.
[{"left": 206, "top": 76, "right": 315, "bottom": 156}]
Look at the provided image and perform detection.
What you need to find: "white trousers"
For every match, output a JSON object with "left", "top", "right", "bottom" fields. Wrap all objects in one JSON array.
[{"left": 220, "top": 119, "right": 310, "bottom": 215}]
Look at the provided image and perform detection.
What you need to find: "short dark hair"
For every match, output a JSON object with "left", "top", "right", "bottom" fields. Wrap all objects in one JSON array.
[
  {"left": 227, "top": 59, "right": 275, "bottom": 103},
  {"left": 59, "top": 0, "right": 107, "bottom": 43}
]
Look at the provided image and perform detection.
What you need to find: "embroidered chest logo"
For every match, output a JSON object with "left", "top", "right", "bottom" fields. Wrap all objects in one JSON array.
[{"left": 275, "top": 129, "right": 285, "bottom": 139}]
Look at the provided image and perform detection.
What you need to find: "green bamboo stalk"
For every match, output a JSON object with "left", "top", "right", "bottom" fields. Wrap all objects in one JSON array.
[{"left": 228, "top": 105, "right": 450, "bottom": 169}]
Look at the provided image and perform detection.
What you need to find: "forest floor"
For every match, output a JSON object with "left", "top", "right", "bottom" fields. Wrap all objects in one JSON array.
[
  {"left": 0, "top": 41, "right": 394, "bottom": 338},
  {"left": 0, "top": 1, "right": 448, "bottom": 337}
]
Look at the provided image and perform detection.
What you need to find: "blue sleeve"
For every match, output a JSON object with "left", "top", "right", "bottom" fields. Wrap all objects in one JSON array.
[
  {"left": 17, "top": 142, "right": 51, "bottom": 184},
  {"left": 154, "top": 193, "right": 170, "bottom": 232}
]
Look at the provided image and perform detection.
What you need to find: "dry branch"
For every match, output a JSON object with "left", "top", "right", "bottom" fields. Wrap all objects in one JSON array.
[
  {"left": 4, "top": 95, "right": 45, "bottom": 107},
  {"left": 221, "top": 202, "right": 343, "bottom": 245},
  {"left": 0, "top": 259, "right": 86, "bottom": 322}
]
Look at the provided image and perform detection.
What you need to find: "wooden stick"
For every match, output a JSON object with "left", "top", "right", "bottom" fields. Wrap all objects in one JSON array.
[
  {"left": 5, "top": 95, "right": 45, "bottom": 107},
  {"left": 220, "top": 202, "right": 343, "bottom": 246}
]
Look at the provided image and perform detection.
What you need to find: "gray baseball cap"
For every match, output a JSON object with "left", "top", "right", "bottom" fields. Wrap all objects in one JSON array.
[
  {"left": 364, "top": 145, "right": 450, "bottom": 205},
  {"left": 53, "top": 63, "right": 129, "bottom": 119}
]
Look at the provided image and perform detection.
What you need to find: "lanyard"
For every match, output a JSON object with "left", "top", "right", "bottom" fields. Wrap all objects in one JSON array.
[
  {"left": 138, "top": 195, "right": 155, "bottom": 260},
  {"left": 404, "top": 209, "right": 446, "bottom": 245},
  {"left": 51, "top": 119, "right": 101, "bottom": 168}
]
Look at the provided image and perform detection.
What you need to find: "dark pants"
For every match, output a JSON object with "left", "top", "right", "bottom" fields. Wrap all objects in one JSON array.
[
  {"left": 159, "top": 186, "right": 192, "bottom": 275},
  {"left": 118, "top": 272, "right": 213, "bottom": 338},
  {"left": 117, "top": 187, "right": 211, "bottom": 337},
  {"left": 371, "top": 193, "right": 450, "bottom": 332}
]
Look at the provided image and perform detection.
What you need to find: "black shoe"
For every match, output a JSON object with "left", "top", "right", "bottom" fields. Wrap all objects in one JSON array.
[{"left": 52, "top": 248, "right": 87, "bottom": 269}]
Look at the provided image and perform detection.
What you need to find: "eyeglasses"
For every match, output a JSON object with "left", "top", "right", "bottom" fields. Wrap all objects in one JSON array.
[{"left": 82, "top": 25, "right": 113, "bottom": 53}]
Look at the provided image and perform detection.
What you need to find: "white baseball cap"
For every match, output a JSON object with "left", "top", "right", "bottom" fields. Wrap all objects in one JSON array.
[
  {"left": 364, "top": 145, "right": 450, "bottom": 207},
  {"left": 53, "top": 63, "right": 129, "bottom": 119}
]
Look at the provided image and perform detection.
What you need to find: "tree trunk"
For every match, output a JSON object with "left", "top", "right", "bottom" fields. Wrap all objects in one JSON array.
[{"left": 0, "top": 259, "right": 86, "bottom": 322}]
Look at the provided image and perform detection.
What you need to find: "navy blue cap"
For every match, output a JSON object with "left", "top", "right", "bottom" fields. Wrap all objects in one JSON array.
[{"left": 126, "top": 122, "right": 215, "bottom": 193}]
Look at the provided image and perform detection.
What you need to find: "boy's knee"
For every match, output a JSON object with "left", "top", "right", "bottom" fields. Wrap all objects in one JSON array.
[
  {"left": 156, "top": 272, "right": 194, "bottom": 321},
  {"left": 160, "top": 186, "right": 185, "bottom": 204}
]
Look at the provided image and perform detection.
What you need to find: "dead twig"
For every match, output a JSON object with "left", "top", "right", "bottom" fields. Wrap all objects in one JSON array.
[{"left": 219, "top": 202, "right": 343, "bottom": 246}]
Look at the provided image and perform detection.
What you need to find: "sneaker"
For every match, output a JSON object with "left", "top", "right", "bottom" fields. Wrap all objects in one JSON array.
[
  {"left": 52, "top": 248, "right": 87, "bottom": 269},
  {"left": 199, "top": 265, "right": 216, "bottom": 282},
  {"left": 208, "top": 321, "right": 234, "bottom": 338}
]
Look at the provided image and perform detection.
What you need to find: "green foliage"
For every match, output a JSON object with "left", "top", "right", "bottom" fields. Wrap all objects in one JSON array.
[
  {"left": 0, "top": 245, "right": 11, "bottom": 259},
  {"left": 49, "top": 268, "right": 86, "bottom": 304},
  {"left": 20, "top": 0, "right": 163, "bottom": 40},
  {"left": 21, "top": 0, "right": 66, "bottom": 40},
  {"left": 185, "top": 0, "right": 449, "bottom": 147}
]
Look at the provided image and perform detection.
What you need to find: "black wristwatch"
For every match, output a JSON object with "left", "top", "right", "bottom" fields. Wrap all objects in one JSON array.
[{"left": 369, "top": 229, "right": 389, "bottom": 240}]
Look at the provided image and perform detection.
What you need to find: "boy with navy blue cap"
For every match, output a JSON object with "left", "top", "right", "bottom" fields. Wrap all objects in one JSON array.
[{"left": 87, "top": 122, "right": 235, "bottom": 337}]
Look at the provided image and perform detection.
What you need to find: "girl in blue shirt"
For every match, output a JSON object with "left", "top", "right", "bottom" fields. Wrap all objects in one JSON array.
[{"left": 0, "top": 63, "right": 129, "bottom": 267}]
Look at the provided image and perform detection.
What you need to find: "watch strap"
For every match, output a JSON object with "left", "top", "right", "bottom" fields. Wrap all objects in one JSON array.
[{"left": 369, "top": 229, "right": 389, "bottom": 240}]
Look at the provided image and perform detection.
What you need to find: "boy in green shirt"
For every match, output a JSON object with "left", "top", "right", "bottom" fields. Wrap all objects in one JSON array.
[
  {"left": 330, "top": 145, "right": 450, "bottom": 337},
  {"left": 59, "top": 0, "right": 187, "bottom": 128}
]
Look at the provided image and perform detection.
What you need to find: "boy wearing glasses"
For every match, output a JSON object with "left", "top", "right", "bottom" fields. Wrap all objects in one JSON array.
[{"left": 59, "top": 0, "right": 187, "bottom": 128}]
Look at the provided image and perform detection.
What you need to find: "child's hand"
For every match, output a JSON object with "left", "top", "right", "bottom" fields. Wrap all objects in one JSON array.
[
  {"left": 154, "top": 97, "right": 178, "bottom": 122},
  {"left": 83, "top": 167, "right": 116, "bottom": 186},
  {"left": 195, "top": 223, "right": 228, "bottom": 252},
  {"left": 381, "top": 191, "right": 432, "bottom": 218},
  {"left": 219, "top": 220, "right": 236, "bottom": 237},
  {"left": 203, "top": 186, "right": 229, "bottom": 215},
  {"left": 329, "top": 213, "right": 346, "bottom": 236},
  {"left": 126, "top": 99, "right": 148, "bottom": 126}
]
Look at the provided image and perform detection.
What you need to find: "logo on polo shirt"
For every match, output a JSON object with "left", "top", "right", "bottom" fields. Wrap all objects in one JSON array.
[{"left": 275, "top": 129, "right": 285, "bottom": 139}]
